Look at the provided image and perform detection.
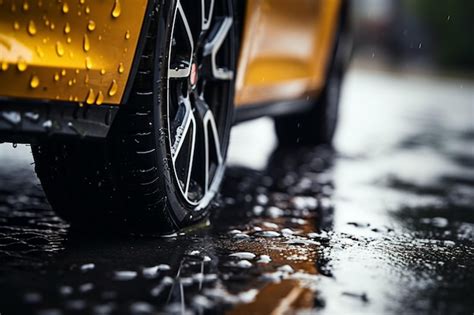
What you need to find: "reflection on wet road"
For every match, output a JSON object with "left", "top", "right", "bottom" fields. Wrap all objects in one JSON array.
[{"left": 0, "top": 67, "right": 473, "bottom": 315}]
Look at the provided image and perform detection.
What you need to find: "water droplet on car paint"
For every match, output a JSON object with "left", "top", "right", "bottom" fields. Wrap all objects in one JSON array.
[
  {"left": 29, "top": 75, "right": 40, "bottom": 88},
  {"left": 96, "top": 91, "right": 104, "bottom": 105},
  {"left": 13, "top": 21, "right": 20, "bottom": 30},
  {"left": 111, "top": 0, "right": 121, "bottom": 18},
  {"left": 36, "top": 46, "right": 44, "bottom": 58},
  {"left": 100, "top": 69, "right": 106, "bottom": 75},
  {"left": 118, "top": 62, "right": 124, "bottom": 74},
  {"left": 68, "top": 80, "right": 73, "bottom": 86},
  {"left": 61, "top": 69, "right": 66, "bottom": 76},
  {"left": 17, "top": 59, "right": 27, "bottom": 72},
  {"left": 125, "top": 30, "right": 130, "bottom": 40},
  {"left": 22, "top": 1, "right": 28, "bottom": 11},
  {"left": 87, "top": 20, "right": 95, "bottom": 31},
  {"left": 85, "top": 5, "right": 90, "bottom": 14},
  {"left": 49, "top": 22, "right": 55, "bottom": 30},
  {"left": 11, "top": 3, "right": 16, "bottom": 12},
  {"left": 53, "top": 72, "right": 60, "bottom": 81},
  {"left": 86, "top": 88, "right": 95, "bottom": 104},
  {"left": 1, "top": 62, "right": 8, "bottom": 71},
  {"left": 62, "top": 2, "right": 69, "bottom": 14},
  {"left": 85, "top": 57, "right": 92, "bottom": 70},
  {"left": 83, "top": 34, "right": 90, "bottom": 51},
  {"left": 66, "top": 36, "right": 72, "bottom": 43},
  {"left": 108, "top": 80, "right": 118, "bottom": 96},
  {"left": 64, "top": 22, "right": 71, "bottom": 34},
  {"left": 56, "top": 41, "right": 65, "bottom": 56},
  {"left": 27, "top": 20, "right": 36, "bottom": 35}
]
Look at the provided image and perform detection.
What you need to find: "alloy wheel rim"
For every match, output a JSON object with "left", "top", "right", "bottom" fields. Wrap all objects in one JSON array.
[{"left": 166, "top": 0, "right": 234, "bottom": 208}]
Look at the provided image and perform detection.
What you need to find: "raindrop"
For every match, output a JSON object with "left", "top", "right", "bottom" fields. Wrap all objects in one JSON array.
[
  {"left": 235, "top": 260, "right": 252, "bottom": 268},
  {"left": 27, "top": 20, "right": 36, "bottom": 35},
  {"left": 56, "top": 41, "right": 65, "bottom": 56},
  {"left": 36, "top": 46, "right": 44, "bottom": 58},
  {"left": 108, "top": 80, "right": 118, "bottom": 96},
  {"left": 85, "top": 57, "right": 92, "bottom": 70},
  {"left": 100, "top": 69, "right": 106, "bottom": 75},
  {"left": 13, "top": 21, "right": 20, "bottom": 31},
  {"left": 85, "top": 5, "right": 90, "bottom": 14},
  {"left": 118, "top": 62, "right": 124, "bottom": 74},
  {"left": 79, "top": 0, "right": 85, "bottom": 4},
  {"left": 95, "top": 91, "right": 104, "bottom": 105},
  {"left": 50, "top": 22, "right": 55, "bottom": 30},
  {"left": 257, "top": 255, "right": 272, "bottom": 264},
  {"left": 68, "top": 80, "right": 73, "bottom": 86},
  {"left": 61, "top": 69, "right": 66, "bottom": 76},
  {"left": 124, "top": 30, "right": 130, "bottom": 40},
  {"left": 64, "top": 22, "right": 71, "bottom": 34},
  {"left": 86, "top": 88, "right": 95, "bottom": 104},
  {"left": 22, "top": 1, "right": 28, "bottom": 11},
  {"left": 80, "top": 263, "right": 95, "bottom": 271},
  {"left": 111, "top": 0, "right": 121, "bottom": 18},
  {"left": 66, "top": 36, "right": 72, "bottom": 44},
  {"left": 229, "top": 252, "right": 256, "bottom": 260},
  {"left": 29, "top": 75, "right": 40, "bottom": 88},
  {"left": 17, "top": 59, "right": 27, "bottom": 72},
  {"left": 83, "top": 34, "right": 90, "bottom": 51},
  {"left": 53, "top": 72, "right": 60, "bottom": 81},
  {"left": 1, "top": 62, "right": 8, "bottom": 71},
  {"left": 62, "top": 2, "right": 69, "bottom": 14},
  {"left": 113, "top": 270, "right": 137, "bottom": 281},
  {"left": 42, "top": 120, "right": 52, "bottom": 129},
  {"left": 87, "top": 20, "right": 95, "bottom": 31}
]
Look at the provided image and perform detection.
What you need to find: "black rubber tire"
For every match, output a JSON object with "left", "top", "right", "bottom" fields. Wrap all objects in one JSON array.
[
  {"left": 32, "top": 0, "right": 237, "bottom": 234},
  {"left": 274, "top": 5, "right": 350, "bottom": 146}
]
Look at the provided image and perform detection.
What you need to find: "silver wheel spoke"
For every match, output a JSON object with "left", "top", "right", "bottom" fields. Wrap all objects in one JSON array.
[
  {"left": 171, "top": 98, "right": 195, "bottom": 163},
  {"left": 201, "top": 0, "right": 215, "bottom": 31},
  {"left": 168, "top": 1, "right": 194, "bottom": 79},
  {"left": 204, "top": 17, "right": 234, "bottom": 80},
  {"left": 203, "top": 110, "right": 223, "bottom": 192}
]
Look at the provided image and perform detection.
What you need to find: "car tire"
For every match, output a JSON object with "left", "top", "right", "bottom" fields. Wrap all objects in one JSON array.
[
  {"left": 32, "top": 0, "right": 237, "bottom": 234},
  {"left": 274, "top": 6, "right": 350, "bottom": 146}
]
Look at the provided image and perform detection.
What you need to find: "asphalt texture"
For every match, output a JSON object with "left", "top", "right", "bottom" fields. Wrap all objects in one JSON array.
[{"left": 0, "top": 66, "right": 473, "bottom": 315}]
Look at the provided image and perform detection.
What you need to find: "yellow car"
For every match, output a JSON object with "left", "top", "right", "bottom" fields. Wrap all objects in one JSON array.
[{"left": 0, "top": 0, "right": 350, "bottom": 232}]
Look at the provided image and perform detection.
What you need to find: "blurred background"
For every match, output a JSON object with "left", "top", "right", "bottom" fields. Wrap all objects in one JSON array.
[{"left": 351, "top": 0, "right": 474, "bottom": 75}]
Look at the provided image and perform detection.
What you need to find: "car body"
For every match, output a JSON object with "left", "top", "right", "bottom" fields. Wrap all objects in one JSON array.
[
  {"left": 0, "top": 0, "right": 344, "bottom": 136},
  {"left": 0, "top": 0, "right": 350, "bottom": 232}
]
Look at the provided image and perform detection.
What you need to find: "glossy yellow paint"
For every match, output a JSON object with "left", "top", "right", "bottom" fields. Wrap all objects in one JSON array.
[
  {"left": 0, "top": 0, "right": 147, "bottom": 105},
  {"left": 235, "top": 0, "right": 342, "bottom": 106}
]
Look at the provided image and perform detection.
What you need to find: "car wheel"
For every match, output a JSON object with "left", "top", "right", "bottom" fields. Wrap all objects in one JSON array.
[
  {"left": 32, "top": 0, "right": 237, "bottom": 234},
  {"left": 274, "top": 8, "right": 350, "bottom": 146}
]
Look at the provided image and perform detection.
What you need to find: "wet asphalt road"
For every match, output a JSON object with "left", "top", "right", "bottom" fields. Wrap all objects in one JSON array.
[{"left": 0, "top": 66, "right": 473, "bottom": 315}]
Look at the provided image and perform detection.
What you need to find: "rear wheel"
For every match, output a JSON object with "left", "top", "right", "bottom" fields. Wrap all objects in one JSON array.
[{"left": 32, "top": 0, "right": 237, "bottom": 233}]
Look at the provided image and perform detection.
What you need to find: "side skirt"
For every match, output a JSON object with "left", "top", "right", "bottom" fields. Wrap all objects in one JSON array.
[
  {"left": 233, "top": 99, "right": 315, "bottom": 124},
  {"left": 0, "top": 99, "right": 118, "bottom": 144}
]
